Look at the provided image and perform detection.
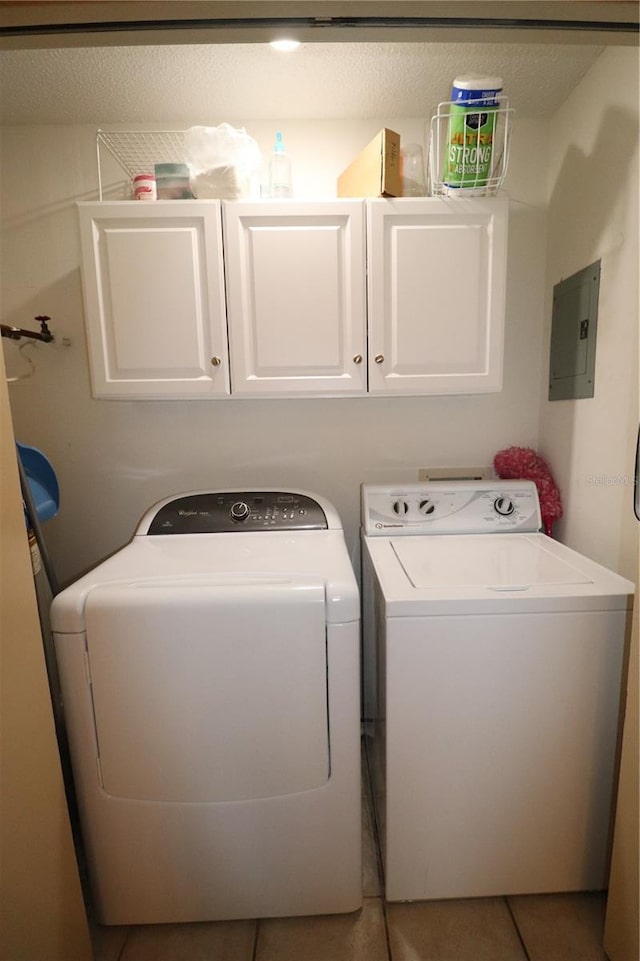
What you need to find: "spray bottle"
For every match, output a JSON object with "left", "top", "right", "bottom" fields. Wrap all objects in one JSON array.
[{"left": 269, "top": 131, "right": 293, "bottom": 198}]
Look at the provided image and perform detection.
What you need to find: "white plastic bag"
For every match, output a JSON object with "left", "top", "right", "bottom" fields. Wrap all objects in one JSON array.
[{"left": 184, "top": 124, "right": 262, "bottom": 199}]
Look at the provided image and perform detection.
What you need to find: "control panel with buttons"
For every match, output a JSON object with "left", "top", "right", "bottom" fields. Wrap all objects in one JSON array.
[
  {"left": 362, "top": 481, "right": 542, "bottom": 535},
  {"left": 147, "top": 491, "right": 328, "bottom": 534}
]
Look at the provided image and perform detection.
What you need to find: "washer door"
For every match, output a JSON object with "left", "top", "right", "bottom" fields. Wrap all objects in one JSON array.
[{"left": 84, "top": 577, "right": 329, "bottom": 802}]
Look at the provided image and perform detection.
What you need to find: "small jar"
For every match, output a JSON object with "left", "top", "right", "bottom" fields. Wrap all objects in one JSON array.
[
  {"left": 154, "top": 163, "right": 193, "bottom": 199},
  {"left": 132, "top": 174, "right": 157, "bottom": 200}
]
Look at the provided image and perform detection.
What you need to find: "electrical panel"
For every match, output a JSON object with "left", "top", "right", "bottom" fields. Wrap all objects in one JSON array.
[{"left": 549, "top": 260, "right": 600, "bottom": 401}]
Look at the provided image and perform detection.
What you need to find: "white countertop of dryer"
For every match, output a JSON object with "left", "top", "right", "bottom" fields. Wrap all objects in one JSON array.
[
  {"left": 52, "top": 529, "right": 360, "bottom": 633},
  {"left": 363, "top": 531, "right": 634, "bottom": 616}
]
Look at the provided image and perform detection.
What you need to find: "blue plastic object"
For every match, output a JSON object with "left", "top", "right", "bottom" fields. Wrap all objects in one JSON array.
[{"left": 16, "top": 442, "right": 60, "bottom": 523}]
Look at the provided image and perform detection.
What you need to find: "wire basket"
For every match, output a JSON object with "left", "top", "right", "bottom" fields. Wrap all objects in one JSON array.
[
  {"left": 96, "top": 129, "right": 187, "bottom": 199},
  {"left": 427, "top": 99, "right": 514, "bottom": 197}
]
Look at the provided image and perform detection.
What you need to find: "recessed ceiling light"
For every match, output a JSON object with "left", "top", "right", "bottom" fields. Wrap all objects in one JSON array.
[{"left": 269, "top": 39, "right": 301, "bottom": 52}]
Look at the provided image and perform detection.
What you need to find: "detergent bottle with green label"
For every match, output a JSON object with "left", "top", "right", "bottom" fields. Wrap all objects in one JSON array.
[{"left": 445, "top": 75, "right": 503, "bottom": 193}]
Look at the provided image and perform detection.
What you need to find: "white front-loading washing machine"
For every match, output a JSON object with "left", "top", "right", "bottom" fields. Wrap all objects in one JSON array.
[
  {"left": 52, "top": 489, "right": 361, "bottom": 925},
  {"left": 361, "top": 480, "right": 633, "bottom": 903}
]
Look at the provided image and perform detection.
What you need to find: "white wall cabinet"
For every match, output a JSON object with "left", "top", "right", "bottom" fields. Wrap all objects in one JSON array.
[
  {"left": 223, "top": 201, "right": 366, "bottom": 396},
  {"left": 78, "top": 202, "right": 229, "bottom": 399},
  {"left": 367, "top": 196, "right": 508, "bottom": 395},
  {"left": 78, "top": 197, "right": 507, "bottom": 400}
]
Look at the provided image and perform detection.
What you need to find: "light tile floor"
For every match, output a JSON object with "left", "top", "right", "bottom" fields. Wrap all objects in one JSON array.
[{"left": 90, "top": 737, "right": 611, "bottom": 961}]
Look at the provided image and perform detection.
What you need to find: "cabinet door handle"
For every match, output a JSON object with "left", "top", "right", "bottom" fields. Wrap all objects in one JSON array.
[
  {"left": 374, "top": 354, "right": 384, "bottom": 364},
  {"left": 210, "top": 356, "right": 221, "bottom": 367},
  {"left": 353, "top": 354, "right": 363, "bottom": 364}
]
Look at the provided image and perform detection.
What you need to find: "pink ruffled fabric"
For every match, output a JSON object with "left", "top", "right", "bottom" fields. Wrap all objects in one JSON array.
[{"left": 494, "top": 446, "right": 563, "bottom": 536}]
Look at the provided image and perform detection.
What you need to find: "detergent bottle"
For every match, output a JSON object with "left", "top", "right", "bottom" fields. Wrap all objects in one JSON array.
[{"left": 269, "top": 131, "right": 293, "bottom": 198}]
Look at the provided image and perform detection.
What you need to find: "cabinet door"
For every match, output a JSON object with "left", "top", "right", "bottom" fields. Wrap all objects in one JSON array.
[
  {"left": 367, "top": 197, "right": 508, "bottom": 395},
  {"left": 78, "top": 201, "right": 229, "bottom": 399},
  {"left": 223, "top": 201, "right": 366, "bottom": 396}
]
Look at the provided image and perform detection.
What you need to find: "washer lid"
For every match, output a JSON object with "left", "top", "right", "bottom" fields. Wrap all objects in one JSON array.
[
  {"left": 363, "top": 531, "right": 634, "bottom": 615},
  {"left": 392, "top": 535, "right": 592, "bottom": 591}
]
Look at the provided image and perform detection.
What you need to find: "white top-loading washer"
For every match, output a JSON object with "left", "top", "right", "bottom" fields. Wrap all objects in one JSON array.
[
  {"left": 52, "top": 490, "right": 361, "bottom": 925},
  {"left": 364, "top": 488, "right": 631, "bottom": 615},
  {"left": 361, "top": 481, "right": 634, "bottom": 901}
]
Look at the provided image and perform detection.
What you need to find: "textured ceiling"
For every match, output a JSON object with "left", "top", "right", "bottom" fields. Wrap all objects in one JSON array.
[{"left": 0, "top": 41, "right": 603, "bottom": 124}]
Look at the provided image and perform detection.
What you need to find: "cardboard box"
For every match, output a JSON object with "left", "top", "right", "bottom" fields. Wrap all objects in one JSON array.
[{"left": 337, "top": 128, "right": 401, "bottom": 198}]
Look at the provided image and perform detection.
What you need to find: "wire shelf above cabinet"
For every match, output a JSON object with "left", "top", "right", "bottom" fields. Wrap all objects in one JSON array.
[
  {"left": 427, "top": 100, "right": 514, "bottom": 198},
  {"left": 96, "top": 129, "right": 187, "bottom": 199}
]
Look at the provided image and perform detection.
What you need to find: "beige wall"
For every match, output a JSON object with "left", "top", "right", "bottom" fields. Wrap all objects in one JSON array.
[
  {"left": 0, "top": 347, "right": 91, "bottom": 960},
  {"left": 536, "top": 45, "right": 639, "bottom": 961},
  {"left": 538, "top": 46, "right": 639, "bottom": 580}
]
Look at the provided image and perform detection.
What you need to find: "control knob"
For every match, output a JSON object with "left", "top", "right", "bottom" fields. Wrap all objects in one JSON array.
[
  {"left": 419, "top": 499, "right": 436, "bottom": 515},
  {"left": 393, "top": 500, "right": 409, "bottom": 516},
  {"left": 494, "top": 496, "right": 515, "bottom": 517},
  {"left": 230, "top": 500, "right": 250, "bottom": 522}
]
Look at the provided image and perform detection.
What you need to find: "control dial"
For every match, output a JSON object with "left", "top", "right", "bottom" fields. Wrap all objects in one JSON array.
[
  {"left": 393, "top": 500, "right": 409, "bottom": 516},
  {"left": 494, "top": 496, "right": 515, "bottom": 517},
  {"left": 230, "top": 500, "right": 250, "bottom": 522},
  {"left": 419, "top": 499, "right": 436, "bottom": 516}
]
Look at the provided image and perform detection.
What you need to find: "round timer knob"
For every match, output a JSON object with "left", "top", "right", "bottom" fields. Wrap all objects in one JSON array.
[
  {"left": 494, "top": 496, "right": 515, "bottom": 516},
  {"left": 230, "top": 501, "right": 250, "bottom": 521},
  {"left": 393, "top": 500, "right": 409, "bottom": 515},
  {"left": 419, "top": 499, "right": 436, "bottom": 515}
]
